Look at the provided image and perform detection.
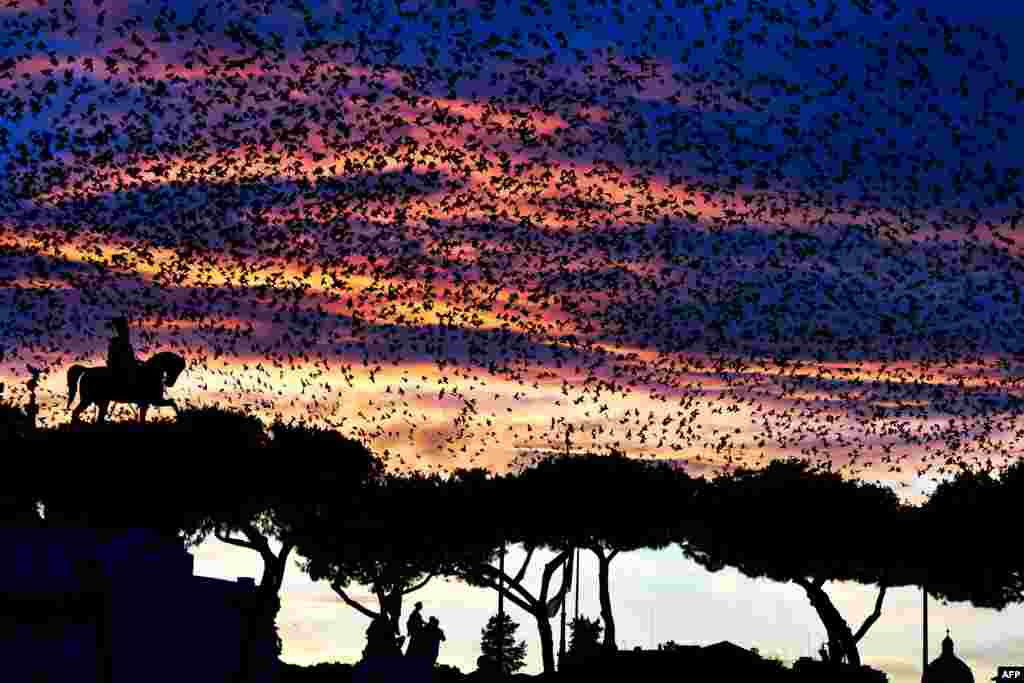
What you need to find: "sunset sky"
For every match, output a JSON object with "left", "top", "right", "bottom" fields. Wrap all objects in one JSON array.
[{"left": 4, "top": 0, "right": 1024, "bottom": 679}]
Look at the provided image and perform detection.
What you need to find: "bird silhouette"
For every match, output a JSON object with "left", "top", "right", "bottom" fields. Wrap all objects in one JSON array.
[{"left": 0, "top": 0, "right": 1021, "bottom": 480}]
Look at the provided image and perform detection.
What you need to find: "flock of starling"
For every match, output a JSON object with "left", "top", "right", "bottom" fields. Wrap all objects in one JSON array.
[{"left": 1, "top": 0, "right": 1023, "bottom": 485}]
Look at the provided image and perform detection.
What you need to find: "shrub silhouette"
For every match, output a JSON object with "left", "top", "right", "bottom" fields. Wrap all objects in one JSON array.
[
  {"left": 479, "top": 612, "right": 527, "bottom": 675},
  {"left": 656, "top": 640, "right": 684, "bottom": 652},
  {"left": 278, "top": 660, "right": 355, "bottom": 683},
  {"left": 432, "top": 662, "right": 466, "bottom": 683},
  {"left": 566, "top": 615, "right": 602, "bottom": 660}
]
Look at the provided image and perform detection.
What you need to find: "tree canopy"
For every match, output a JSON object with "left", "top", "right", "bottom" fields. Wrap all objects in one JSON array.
[
  {"left": 916, "top": 462, "right": 1024, "bottom": 610},
  {"left": 24, "top": 408, "right": 387, "bottom": 660},
  {"left": 681, "top": 459, "right": 917, "bottom": 668},
  {"left": 509, "top": 450, "right": 701, "bottom": 650},
  {"left": 440, "top": 467, "right": 575, "bottom": 675},
  {"left": 294, "top": 467, "right": 501, "bottom": 634},
  {"left": 12, "top": 394, "right": 1024, "bottom": 678}
]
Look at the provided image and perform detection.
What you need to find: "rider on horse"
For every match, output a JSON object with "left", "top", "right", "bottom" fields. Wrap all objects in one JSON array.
[{"left": 107, "top": 316, "right": 138, "bottom": 389}]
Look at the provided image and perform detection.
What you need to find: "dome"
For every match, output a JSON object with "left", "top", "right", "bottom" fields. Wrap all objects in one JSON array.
[{"left": 921, "top": 630, "right": 974, "bottom": 683}]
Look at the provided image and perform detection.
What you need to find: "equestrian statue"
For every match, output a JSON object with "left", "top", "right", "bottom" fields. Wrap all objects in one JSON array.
[{"left": 67, "top": 316, "right": 186, "bottom": 423}]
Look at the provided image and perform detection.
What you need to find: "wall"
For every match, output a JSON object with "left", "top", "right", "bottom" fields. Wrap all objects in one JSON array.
[{"left": 2, "top": 526, "right": 277, "bottom": 683}]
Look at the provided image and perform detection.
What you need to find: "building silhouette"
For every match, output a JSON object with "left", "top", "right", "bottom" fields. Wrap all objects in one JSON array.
[
  {"left": 561, "top": 640, "right": 785, "bottom": 679},
  {"left": 1, "top": 526, "right": 278, "bottom": 683},
  {"left": 922, "top": 630, "right": 974, "bottom": 683}
]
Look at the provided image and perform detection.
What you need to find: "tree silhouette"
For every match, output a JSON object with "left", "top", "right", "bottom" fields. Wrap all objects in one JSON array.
[
  {"left": 449, "top": 467, "right": 575, "bottom": 676},
  {"left": 295, "top": 468, "right": 497, "bottom": 639},
  {"left": 296, "top": 470, "right": 440, "bottom": 636},
  {"left": 509, "top": 450, "right": 699, "bottom": 650},
  {"left": 213, "top": 418, "right": 388, "bottom": 659},
  {"left": 479, "top": 612, "right": 527, "bottom": 676},
  {"left": 33, "top": 408, "right": 385, "bottom": 664},
  {"left": 916, "top": 463, "right": 1024, "bottom": 610},
  {"left": 681, "top": 459, "right": 916, "bottom": 668},
  {"left": 196, "top": 416, "right": 385, "bottom": 602},
  {"left": 32, "top": 407, "right": 264, "bottom": 543}
]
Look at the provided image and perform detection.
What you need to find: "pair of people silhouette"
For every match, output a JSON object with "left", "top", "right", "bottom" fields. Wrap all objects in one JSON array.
[{"left": 405, "top": 602, "right": 445, "bottom": 671}]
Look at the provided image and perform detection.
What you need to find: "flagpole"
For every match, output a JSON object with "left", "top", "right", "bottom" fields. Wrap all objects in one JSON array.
[
  {"left": 574, "top": 546, "right": 580, "bottom": 622},
  {"left": 559, "top": 572, "right": 567, "bottom": 668},
  {"left": 922, "top": 582, "right": 928, "bottom": 675},
  {"left": 559, "top": 427, "right": 572, "bottom": 670},
  {"left": 498, "top": 539, "right": 504, "bottom": 676}
]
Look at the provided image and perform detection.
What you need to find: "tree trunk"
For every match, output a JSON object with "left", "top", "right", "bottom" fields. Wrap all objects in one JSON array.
[
  {"left": 384, "top": 590, "right": 403, "bottom": 641},
  {"left": 247, "top": 542, "right": 291, "bottom": 671},
  {"left": 459, "top": 547, "right": 573, "bottom": 676},
  {"left": 238, "top": 587, "right": 280, "bottom": 683},
  {"left": 593, "top": 547, "right": 618, "bottom": 651},
  {"left": 216, "top": 528, "right": 293, "bottom": 663},
  {"left": 797, "top": 579, "right": 860, "bottom": 668},
  {"left": 537, "top": 609, "right": 557, "bottom": 674},
  {"left": 537, "top": 550, "right": 574, "bottom": 674}
]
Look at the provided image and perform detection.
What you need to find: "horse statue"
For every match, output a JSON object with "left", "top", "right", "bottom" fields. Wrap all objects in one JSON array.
[{"left": 67, "top": 351, "right": 187, "bottom": 424}]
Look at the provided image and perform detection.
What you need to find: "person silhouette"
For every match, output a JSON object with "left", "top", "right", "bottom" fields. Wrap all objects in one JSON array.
[
  {"left": 405, "top": 610, "right": 438, "bottom": 675},
  {"left": 405, "top": 601, "right": 425, "bottom": 658},
  {"left": 107, "top": 316, "right": 138, "bottom": 389},
  {"left": 424, "top": 616, "right": 445, "bottom": 669}
]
